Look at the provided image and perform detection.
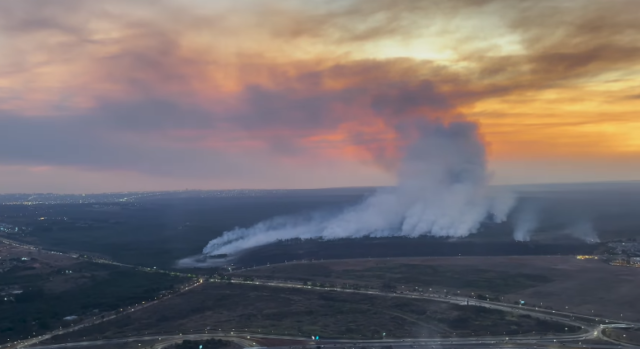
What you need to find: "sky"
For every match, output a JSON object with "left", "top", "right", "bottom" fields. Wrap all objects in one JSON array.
[{"left": 0, "top": 0, "right": 639, "bottom": 193}]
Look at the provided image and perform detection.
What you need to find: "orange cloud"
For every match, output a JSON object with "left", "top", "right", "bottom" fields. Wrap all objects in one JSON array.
[{"left": 0, "top": 0, "right": 639, "bottom": 187}]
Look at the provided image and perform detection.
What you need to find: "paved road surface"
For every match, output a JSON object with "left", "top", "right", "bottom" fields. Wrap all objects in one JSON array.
[{"left": 24, "top": 331, "right": 639, "bottom": 349}]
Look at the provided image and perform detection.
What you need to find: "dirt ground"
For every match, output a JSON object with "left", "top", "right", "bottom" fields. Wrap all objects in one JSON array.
[{"left": 241, "top": 256, "right": 640, "bottom": 322}]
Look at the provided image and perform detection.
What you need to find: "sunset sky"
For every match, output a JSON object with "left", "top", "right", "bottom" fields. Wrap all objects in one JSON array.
[{"left": 1, "top": 0, "right": 639, "bottom": 193}]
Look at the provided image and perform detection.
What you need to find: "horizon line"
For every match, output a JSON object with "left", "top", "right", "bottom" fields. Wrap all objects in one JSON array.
[{"left": 1, "top": 179, "right": 639, "bottom": 196}]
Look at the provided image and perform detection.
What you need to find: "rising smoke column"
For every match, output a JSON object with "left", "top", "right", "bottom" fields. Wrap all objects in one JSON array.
[
  {"left": 513, "top": 206, "right": 538, "bottom": 241},
  {"left": 563, "top": 221, "right": 600, "bottom": 243},
  {"left": 195, "top": 118, "right": 515, "bottom": 257}
]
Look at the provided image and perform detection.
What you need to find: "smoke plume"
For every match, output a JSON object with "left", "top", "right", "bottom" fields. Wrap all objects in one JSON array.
[
  {"left": 186, "top": 119, "right": 515, "bottom": 261},
  {"left": 563, "top": 221, "right": 600, "bottom": 243},
  {"left": 513, "top": 206, "right": 538, "bottom": 241}
]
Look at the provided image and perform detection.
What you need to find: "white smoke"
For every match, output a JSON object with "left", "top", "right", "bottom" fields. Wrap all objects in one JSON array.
[
  {"left": 563, "top": 221, "right": 600, "bottom": 243},
  {"left": 513, "top": 207, "right": 538, "bottom": 241},
  {"left": 191, "top": 119, "right": 516, "bottom": 259}
]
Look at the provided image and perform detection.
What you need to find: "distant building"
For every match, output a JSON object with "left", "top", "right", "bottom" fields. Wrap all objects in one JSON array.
[
  {"left": 630, "top": 257, "right": 640, "bottom": 265},
  {"left": 576, "top": 255, "right": 598, "bottom": 260},
  {"left": 0, "top": 223, "right": 15, "bottom": 233},
  {"left": 609, "top": 255, "right": 630, "bottom": 266}
]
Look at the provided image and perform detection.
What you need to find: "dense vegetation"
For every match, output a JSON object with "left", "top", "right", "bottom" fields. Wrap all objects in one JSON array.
[{"left": 0, "top": 265, "right": 185, "bottom": 342}]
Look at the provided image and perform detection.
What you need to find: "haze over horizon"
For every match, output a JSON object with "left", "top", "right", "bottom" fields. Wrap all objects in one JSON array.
[
  {"left": 3, "top": 179, "right": 640, "bottom": 196},
  {"left": 1, "top": 0, "right": 639, "bottom": 193}
]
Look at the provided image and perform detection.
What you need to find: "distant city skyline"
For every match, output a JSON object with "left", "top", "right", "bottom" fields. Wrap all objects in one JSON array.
[{"left": 1, "top": 1, "right": 639, "bottom": 193}]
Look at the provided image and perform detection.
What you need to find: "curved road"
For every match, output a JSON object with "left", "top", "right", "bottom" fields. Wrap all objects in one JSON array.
[{"left": 22, "top": 329, "right": 637, "bottom": 349}]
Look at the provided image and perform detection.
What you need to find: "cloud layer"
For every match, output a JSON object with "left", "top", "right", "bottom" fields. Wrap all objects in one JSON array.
[{"left": 1, "top": 0, "right": 639, "bottom": 192}]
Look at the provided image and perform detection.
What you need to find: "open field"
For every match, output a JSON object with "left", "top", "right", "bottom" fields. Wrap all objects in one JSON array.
[
  {"left": 0, "top": 242, "right": 83, "bottom": 291},
  {"left": 43, "top": 282, "right": 579, "bottom": 344},
  {"left": 238, "top": 256, "right": 640, "bottom": 322},
  {"left": 238, "top": 258, "right": 554, "bottom": 295}
]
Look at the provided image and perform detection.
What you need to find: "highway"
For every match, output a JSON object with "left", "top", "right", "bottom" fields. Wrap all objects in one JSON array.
[
  {"left": 1, "top": 237, "right": 639, "bottom": 349},
  {"left": 22, "top": 329, "right": 639, "bottom": 349}
]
